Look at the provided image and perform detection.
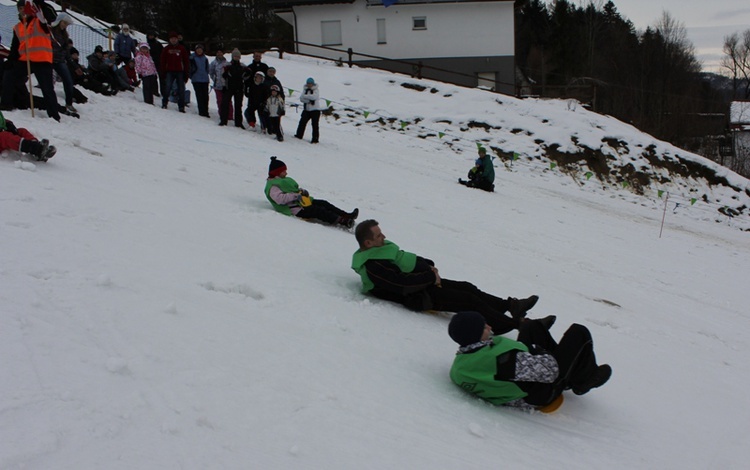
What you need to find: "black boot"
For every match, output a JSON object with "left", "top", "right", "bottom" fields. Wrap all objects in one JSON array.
[
  {"left": 349, "top": 208, "right": 359, "bottom": 220},
  {"left": 537, "top": 315, "right": 556, "bottom": 330},
  {"left": 507, "top": 295, "right": 539, "bottom": 319},
  {"left": 19, "top": 138, "right": 43, "bottom": 157},
  {"left": 573, "top": 364, "right": 612, "bottom": 395}
]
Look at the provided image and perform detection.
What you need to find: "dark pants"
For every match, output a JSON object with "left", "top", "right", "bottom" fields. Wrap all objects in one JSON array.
[
  {"left": 9, "top": 62, "right": 60, "bottom": 120},
  {"left": 296, "top": 199, "right": 348, "bottom": 225},
  {"left": 466, "top": 178, "right": 495, "bottom": 192},
  {"left": 220, "top": 89, "right": 244, "bottom": 126},
  {"left": 141, "top": 75, "right": 157, "bottom": 104},
  {"left": 244, "top": 103, "right": 265, "bottom": 127},
  {"left": 52, "top": 61, "right": 75, "bottom": 107},
  {"left": 267, "top": 115, "right": 283, "bottom": 140},
  {"left": 193, "top": 81, "right": 209, "bottom": 116},
  {"left": 515, "top": 321, "right": 600, "bottom": 406},
  {"left": 427, "top": 280, "right": 516, "bottom": 334},
  {"left": 162, "top": 72, "right": 185, "bottom": 110},
  {"left": 295, "top": 109, "right": 320, "bottom": 142}
]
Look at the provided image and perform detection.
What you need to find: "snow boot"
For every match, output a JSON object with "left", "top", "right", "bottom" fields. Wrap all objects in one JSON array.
[
  {"left": 38, "top": 139, "right": 57, "bottom": 161},
  {"left": 537, "top": 315, "right": 557, "bottom": 330},
  {"left": 348, "top": 208, "right": 359, "bottom": 220},
  {"left": 507, "top": 295, "right": 539, "bottom": 320},
  {"left": 572, "top": 364, "right": 612, "bottom": 395}
]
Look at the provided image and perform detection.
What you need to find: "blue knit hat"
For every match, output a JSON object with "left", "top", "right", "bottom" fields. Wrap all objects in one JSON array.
[{"left": 306, "top": 77, "right": 315, "bottom": 85}]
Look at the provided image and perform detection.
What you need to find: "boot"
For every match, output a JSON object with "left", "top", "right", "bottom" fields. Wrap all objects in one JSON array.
[
  {"left": 348, "top": 208, "right": 359, "bottom": 220},
  {"left": 337, "top": 216, "right": 355, "bottom": 229},
  {"left": 38, "top": 139, "right": 56, "bottom": 161},
  {"left": 537, "top": 315, "right": 556, "bottom": 330},
  {"left": 572, "top": 364, "right": 612, "bottom": 395},
  {"left": 19, "top": 138, "right": 42, "bottom": 157},
  {"left": 507, "top": 295, "right": 539, "bottom": 319}
]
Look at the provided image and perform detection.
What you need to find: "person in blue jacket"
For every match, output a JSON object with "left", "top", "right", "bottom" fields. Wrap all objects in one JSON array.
[
  {"left": 189, "top": 44, "right": 210, "bottom": 118},
  {"left": 114, "top": 23, "right": 137, "bottom": 65}
]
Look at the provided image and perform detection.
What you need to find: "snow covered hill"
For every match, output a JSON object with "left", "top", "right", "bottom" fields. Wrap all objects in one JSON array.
[{"left": 2, "top": 48, "right": 750, "bottom": 468}]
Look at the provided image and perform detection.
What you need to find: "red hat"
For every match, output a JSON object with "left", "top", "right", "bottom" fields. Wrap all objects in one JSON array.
[{"left": 268, "top": 156, "right": 287, "bottom": 178}]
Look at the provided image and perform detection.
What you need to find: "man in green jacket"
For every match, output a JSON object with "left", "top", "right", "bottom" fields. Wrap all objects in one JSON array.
[
  {"left": 352, "top": 219, "right": 540, "bottom": 334},
  {"left": 449, "top": 311, "right": 611, "bottom": 410}
]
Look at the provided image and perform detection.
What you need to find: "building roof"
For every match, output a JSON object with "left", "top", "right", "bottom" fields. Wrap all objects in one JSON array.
[{"left": 267, "top": 0, "right": 512, "bottom": 8}]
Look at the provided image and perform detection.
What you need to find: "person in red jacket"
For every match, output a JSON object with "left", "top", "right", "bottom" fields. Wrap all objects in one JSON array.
[
  {"left": 160, "top": 31, "right": 189, "bottom": 112},
  {"left": 0, "top": 110, "right": 56, "bottom": 161}
]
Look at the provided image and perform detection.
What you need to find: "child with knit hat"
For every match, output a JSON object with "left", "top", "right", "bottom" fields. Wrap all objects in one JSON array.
[
  {"left": 448, "top": 311, "right": 611, "bottom": 411},
  {"left": 264, "top": 156, "right": 359, "bottom": 228}
]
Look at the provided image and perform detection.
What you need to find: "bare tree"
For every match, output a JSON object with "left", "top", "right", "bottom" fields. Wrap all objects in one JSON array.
[{"left": 721, "top": 30, "right": 750, "bottom": 99}]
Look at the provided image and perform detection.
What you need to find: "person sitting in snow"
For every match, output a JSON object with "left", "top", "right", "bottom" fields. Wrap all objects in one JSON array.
[
  {"left": 352, "top": 220, "right": 541, "bottom": 335},
  {"left": 264, "top": 156, "right": 359, "bottom": 228},
  {"left": 459, "top": 147, "right": 495, "bottom": 192},
  {"left": 0, "top": 110, "right": 56, "bottom": 161},
  {"left": 115, "top": 57, "right": 139, "bottom": 92},
  {"left": 448, "top": 311, "right": 611, "bottom": 410}
]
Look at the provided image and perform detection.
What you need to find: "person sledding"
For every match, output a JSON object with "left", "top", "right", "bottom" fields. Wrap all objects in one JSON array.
[
  {"left": 352, "top": 220, "right": 541, "bottom": 334},
  {"left": 0, "top": 110, "right": 56, "bottom": 161},
  {"left": 448, "top": 311, "right": 611, "bottom": 411},
  {"left": 459, "top": 147, "right": 494, "bottom": 192},
  {"left": 264, "top": 156, "right": 359, "bottom": 228}
]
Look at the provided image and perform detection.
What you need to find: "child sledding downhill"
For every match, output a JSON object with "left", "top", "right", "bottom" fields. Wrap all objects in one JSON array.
[
  {"left": 264, "top": 157, "right": 359, "bottom": 229},
  {"left": 459, "top": 147, "right": 495, "bottom": 192},
  {"left": 0, "top": 111, "right": 56, "bottom": 162}
]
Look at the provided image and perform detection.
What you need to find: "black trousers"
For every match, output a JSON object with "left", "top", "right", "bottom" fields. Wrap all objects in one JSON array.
[
  {"left": 515, "top": 321, "right": 600, "bottom": 406},
  {"left": 426, "top": 280, "right": 516, "bottom": 334},
  {"left": 193, "top": 82, "right": 209, "bottom": 116},
  {"left": 4, "top": 61, "right": 60, "bottom": 120},
  {"left": 295, "top": 110, "right": 320, "bottom": 142},
  {"left": 267, "top": 115, "right": 283, "bottom": 139},
  {"left": 141, "top": 75, "right": 157, "bottom": 104},
  {"left": 296, "top": 199, "right": 347, "bottom": 224},
  {"left": 220, "top": 89, "right": 243, "bottom": 126}
]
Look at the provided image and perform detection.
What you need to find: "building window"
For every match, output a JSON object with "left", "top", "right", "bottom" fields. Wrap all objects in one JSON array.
[
  {"left": 412, "top": 17, "right": 426, "bottom": 30},
  {"left": 377, "top": 18, "right": 386, "bottom": 44},
  {"left": 321, "top": 20, "right": 342, "bottom": 46}
]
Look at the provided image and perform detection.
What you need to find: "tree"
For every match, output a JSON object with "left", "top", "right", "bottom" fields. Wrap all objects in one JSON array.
[{"left": 721, "top": 30, "right": 750, "bottom": 99}]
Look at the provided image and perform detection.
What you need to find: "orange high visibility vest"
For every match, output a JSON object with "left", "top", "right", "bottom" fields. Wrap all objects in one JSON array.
[{"left": 14, "top": 18, "right": 53, "bottom": 63}]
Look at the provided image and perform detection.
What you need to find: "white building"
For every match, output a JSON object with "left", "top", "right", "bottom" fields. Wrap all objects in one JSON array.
[
  {"left": 268, "top": 0, "right": 516, "bottom": 94},
  {"left": 729, "top": 101, "right": 750, "bottom": 176}
]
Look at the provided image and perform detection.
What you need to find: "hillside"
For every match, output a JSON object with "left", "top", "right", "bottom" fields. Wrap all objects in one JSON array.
[{"left": 2, "top": 49, "right": 750, "bottom": 469}]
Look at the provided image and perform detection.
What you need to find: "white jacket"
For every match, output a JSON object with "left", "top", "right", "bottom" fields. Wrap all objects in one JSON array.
[{"left": 299, "top": 84, "right": 321, "bottom": 111}]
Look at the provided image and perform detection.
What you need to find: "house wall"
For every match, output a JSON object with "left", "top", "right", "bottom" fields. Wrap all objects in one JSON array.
[{"left": 285, "top": 1, "right": 515, "bottom": 93}]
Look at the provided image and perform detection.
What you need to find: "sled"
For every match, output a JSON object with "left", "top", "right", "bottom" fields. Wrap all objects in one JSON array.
[{"left": 538, "top": 394, "right": 564, "bottom": 414}]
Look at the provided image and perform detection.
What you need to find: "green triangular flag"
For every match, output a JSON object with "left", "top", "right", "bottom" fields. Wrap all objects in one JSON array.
[
  {"left": 438, "top": 132, "right": 445, "bottom": 139},
  {"left": 363, "top": 111, "right": 370, "bottom": 118},
  {"left": 476, "top": 142, "right": 483, "bottom": 149},
  {"left": 288, "top": 89, "right": 295, "bottom": 96},
  {"left": 622, "top": 181, "right": 629, "bottom": 188},
  {"left": 550, "top": 162, "right": 557, "bottom": 170},
  {"left": 690, "top": 198, "right": 697, "bottom": 205},
  {"left": 658, "top": 190, "right": 664, "bottom": 198},
  {"left": 585, "top": 171, "right": 593, "bottom": 180},
  {"left": 325, "top": 99, "right": 332, "bottom": 108},
  {"left": 400, "top": 121, "right": 408, "bottom": 129},
  {"left": 512, "top": 152, "right": 519, "bottom": 161}
]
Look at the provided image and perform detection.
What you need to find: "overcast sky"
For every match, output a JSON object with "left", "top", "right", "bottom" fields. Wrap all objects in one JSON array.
[{"left": 608, "top": 0, "right": 750, "bottom": 72}]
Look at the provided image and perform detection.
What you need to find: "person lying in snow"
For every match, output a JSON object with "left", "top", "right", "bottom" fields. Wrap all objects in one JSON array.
[
  {"left": 351, "top": 220, "right": 542, "bottom": 335},
  {"left": 264, "top": 156, "right": 359, "bottom": 228},
  {"left": 0, "top": 110, "right": 56, "bottom": 161},
  {"left": 448, "top": 311, "right": 611, "bottom": 410},
  {"left": 459, "top": 147, "right": 495, "bottom": 192}
]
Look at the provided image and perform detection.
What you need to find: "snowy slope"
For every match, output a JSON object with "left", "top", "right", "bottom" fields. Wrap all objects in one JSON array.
[{"left": 2, "top": 50, "right": 750, "bottom": 469}]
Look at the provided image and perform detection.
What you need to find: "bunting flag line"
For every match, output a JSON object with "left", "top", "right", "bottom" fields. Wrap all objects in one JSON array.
[
  {"left": 288, "top": 89, "right": 295, "bottom": 96},
  {"left": 363, "top": 111, "right": 370, "bottom": 118},
  {"left": 585, "top": 171, "right": 593, "bottom": 180},
  {"left": 476, "top": 142, "right": 483, "bottom": 149},
  {"left": 690, "top": 198, "right": 697, "bottom": 205},
  {"left": 325, "top": 99, "right": 331, "bottom": 107},
  {"left": 400, "top": 121, "right": 408, "bottom": 129},
  {"left": 438, "top": 132, "right": 445, "bottom": 138},
  {"left": 658, "top": 190, "right": 665, "bottom": 198},
  {"left": 550, "top": 162, "right": 557, "bottom": 170}
]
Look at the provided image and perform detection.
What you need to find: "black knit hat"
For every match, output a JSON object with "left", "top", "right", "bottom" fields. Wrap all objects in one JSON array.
[
  {"left": 448, "top": 312, "right": 487, "bottom": 346},
  {"left": 268, "top": 156, "right": 287, "bottom": 178}
]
